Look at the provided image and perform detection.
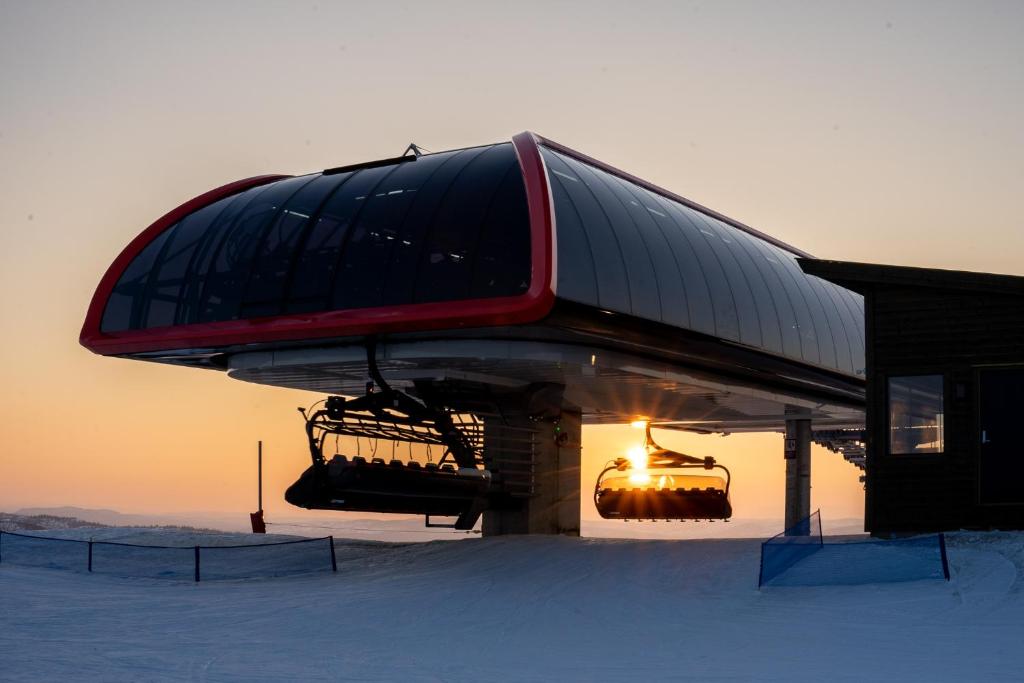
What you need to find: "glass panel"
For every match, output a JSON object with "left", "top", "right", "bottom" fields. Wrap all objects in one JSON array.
[
  {"left": 283, "top": 166, "right": 400, "bottom": 313},
  {"left": 469, "top": 157, "right": 532, "bottom": 299},
  {"left": 100, "top": 147, "right": 534, "bottom": 333},
  {"left": 100, "top": 228, "right": 175, "bottom": 332},
  {"left": 331, "top": 152, "right": 460, "bottom": 309},
  {"left": 408, "top": 144, "right": 529, "bottom": 303},
  {"left": 175, "top": 189, "right": 260, "bottom": 325},
  {"left": 377, "top": 150, "right": 478, "bottom": 306},
  {"left": 283, "top": 168, "right": 378, "bottom": 313},
  {"left": 239, "top": 174, "right": 348, "bottom": 318},
  {"left": 141, "top": 196, "right": 239, "bottom": 328},
  {"left": 889, "top": 375, "right": 945, "bottom": 455},
  {"left": 193, "top": 176, "right": 312, "bottom": 323}
]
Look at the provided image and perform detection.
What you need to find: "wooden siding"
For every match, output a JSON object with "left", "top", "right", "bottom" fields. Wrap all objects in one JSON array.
[{"left": 865, "top": 284, "right": 1024, "bottom": 534}]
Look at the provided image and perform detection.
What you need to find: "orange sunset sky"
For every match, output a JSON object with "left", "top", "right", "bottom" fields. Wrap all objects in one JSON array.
[{"left": 2, "top": 2, "right": 1021, "bottom": 534}]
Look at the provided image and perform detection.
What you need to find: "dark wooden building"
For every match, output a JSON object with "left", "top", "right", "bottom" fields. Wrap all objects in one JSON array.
[{"left": 799, "top": 259, "right": 1024, "bottom": 535}]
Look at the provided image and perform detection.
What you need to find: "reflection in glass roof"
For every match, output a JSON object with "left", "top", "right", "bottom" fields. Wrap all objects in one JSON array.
[
  {"left": 101, "top": 143, "right": 532, "bottom": 333},
  {"left": 541, "top": 146, "right": 865, "bottom": 377}
]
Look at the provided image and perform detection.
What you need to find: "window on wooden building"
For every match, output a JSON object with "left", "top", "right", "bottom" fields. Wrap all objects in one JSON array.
[{"left": 888, "top": 375, "right": 945, "bottom": 455}]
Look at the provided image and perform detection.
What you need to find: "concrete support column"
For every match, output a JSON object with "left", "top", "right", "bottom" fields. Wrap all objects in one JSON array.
[
  {"left": 482, "top": 410, "right": 581, "bottom": 536},
  {"left": 784, "top": 418, "right": 812, "bottom": 532}
]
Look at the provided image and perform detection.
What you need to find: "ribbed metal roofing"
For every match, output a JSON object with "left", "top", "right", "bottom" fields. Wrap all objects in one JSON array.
[{"left": 540, "top": 145, "right": 865, "bottom": 377}]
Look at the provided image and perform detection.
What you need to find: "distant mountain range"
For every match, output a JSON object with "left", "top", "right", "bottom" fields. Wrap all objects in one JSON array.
[
  {"left": 15, "top": 506, "right": 179, "bottom": 528},
  {"left": 1, "top": 511, "right": 111, "bottom": 532}
]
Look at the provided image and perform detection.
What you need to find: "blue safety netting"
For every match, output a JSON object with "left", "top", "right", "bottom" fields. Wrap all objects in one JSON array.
[
  {"left": 759, "top": 511, "right": 950, "bottom": 587},
  {"left": 0, "top": 532, "right": 89, "bottom": 572},
  {"left": 758, "top": 510, "right": 823, "bottom": 586},
  {"left": 199, "top": 538, "right": 335, "bottom": 580},
  {"left": 0, "top": 531, "right": 336, "bottom": 582},
  {"left": 91, "top": 542, "right": 195, "bottom": 580}
]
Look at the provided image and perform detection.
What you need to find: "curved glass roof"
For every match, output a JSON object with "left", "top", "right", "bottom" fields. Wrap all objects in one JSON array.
[
  {"left": 101, "top": 143, "right": 532, "bottom": 333},
  {"left": 541, "top": 146, "right": 865, "bottom": 377},
  {"left": 95, "top": 133, "right": 863, "bottom": 380}
]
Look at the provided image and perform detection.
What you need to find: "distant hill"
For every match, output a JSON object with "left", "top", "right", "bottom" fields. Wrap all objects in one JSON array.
[
  {"left": 1, "top": 512, "right": 110, "bottom": 532},
  {"left": 15, "top": 506, "right": 162, "bottom": 527}
]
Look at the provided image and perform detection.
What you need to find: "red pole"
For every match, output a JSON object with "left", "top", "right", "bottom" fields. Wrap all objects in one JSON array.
[{"left": 250, "top": 441, "right": 267, "bottom": 533}]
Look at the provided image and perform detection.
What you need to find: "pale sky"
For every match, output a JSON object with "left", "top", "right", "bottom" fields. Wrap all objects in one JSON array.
[{"left": 1, "top": 1, "right": 1021, "bottom": 533}]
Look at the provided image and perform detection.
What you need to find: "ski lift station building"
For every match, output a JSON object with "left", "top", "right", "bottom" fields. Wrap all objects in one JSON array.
[
  {"left": 81, "top": 132, "right": 868, "bottom": 535},
  {"left": 802, "top": 260, "right": 1024, "bottom": 536}
]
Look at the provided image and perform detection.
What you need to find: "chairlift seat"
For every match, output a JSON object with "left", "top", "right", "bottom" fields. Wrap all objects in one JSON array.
[
  {"left": 285, "top": 455, "right": 492, "bottom": 520},
  {"left": 594, "top": 465, "right": 731, "bottom": 521}
]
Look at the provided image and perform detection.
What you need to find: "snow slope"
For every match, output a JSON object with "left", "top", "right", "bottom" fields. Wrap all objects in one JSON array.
[{"left": 1, "top": 530, "right": 1022, "bottom": 682}]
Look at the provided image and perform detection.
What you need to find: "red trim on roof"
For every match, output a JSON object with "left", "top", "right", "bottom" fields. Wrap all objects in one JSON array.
[
  {"left": 80, "top": 135, "right": 556, "bottom": 356},
  {"left": 79, "top": 175, "right": 288, "bottom": 354},
  {"left": 534, "top": 134, "right": 813, "bottom": 259}
]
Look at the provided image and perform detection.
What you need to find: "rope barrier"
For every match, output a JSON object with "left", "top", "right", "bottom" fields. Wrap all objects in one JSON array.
[
  {"left": 0, "top": 529, "right": 333, "bottom": 548},
  {"left": 0, "top": 529, "right": 340, "bottom": 582}
]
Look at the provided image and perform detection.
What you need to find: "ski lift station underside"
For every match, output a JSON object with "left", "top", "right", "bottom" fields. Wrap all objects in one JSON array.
[{"left": 81, "top": 132, "right": 866, "bottom": 536}]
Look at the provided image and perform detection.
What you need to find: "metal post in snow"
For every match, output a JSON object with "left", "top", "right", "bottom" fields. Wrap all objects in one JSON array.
[
  {"left": 258, "top": 440, "right": 263, "bottom": 513},
  {"left": 939, "top": 533, "right": 951, "bottom": 581},
  {"left": 194, "top": 546, "right": 201, "bottom": 583},
  {"left": 88, "top": 540, "right": 93, "bottom": 572},
  {"left": 329, "top": 535, "right": 337, "bottom": 572}
]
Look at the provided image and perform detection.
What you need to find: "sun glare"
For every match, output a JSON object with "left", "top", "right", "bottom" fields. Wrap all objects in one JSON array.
[{"left": 626, "top": 445, "right": 650, "bottom": 484}]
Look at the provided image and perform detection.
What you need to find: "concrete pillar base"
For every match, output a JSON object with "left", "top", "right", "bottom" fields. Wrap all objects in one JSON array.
[
  {"left": 482, "top": 410, "right": 581, "bottom": 536},
  {"left": 784, "top": 418, "right": 812, "bottom": 533}
]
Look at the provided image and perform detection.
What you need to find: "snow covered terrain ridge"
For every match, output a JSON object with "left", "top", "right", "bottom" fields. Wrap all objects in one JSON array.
[{"left": 2, "top": 528, "right": 1023, "bottom": 681}]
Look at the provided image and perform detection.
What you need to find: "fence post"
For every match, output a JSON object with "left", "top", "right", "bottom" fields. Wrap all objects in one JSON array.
[
  {"left": 88, "top": 540, "right": 93, "bottom": 572},
  {"left": 938, "top": 533, "right": 951, "bottom": 581},
  {"left": 329, "top": 536, "right": 337, "bottom": 573},
  {"left": 757, "top": 541, "right": 765, "bottom": 588},
  {"left": 194, "top": 546, "right": 201, "bottom": 583}
]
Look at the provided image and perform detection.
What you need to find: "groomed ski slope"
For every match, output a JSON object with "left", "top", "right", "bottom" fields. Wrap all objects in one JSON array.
[{"left": 1, "top": 530, "right": 1022, "bottom": 682}]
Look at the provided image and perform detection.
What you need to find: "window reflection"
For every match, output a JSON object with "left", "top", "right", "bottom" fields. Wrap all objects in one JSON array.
[{"left": 889, "top": 375, "right": 945, "bottom": 455}]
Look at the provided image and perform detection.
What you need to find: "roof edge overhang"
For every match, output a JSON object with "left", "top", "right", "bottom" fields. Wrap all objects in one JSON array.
[
  {"left": 799, "top": 258, "right": 1024, "bottom": 297},
  {"left": 79, "top": 133, "right": 558, "bottom": 357}
]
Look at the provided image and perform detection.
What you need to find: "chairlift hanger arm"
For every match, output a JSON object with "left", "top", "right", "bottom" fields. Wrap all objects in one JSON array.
[{"left": 645, "top": 423, "right": 715, "bottom": 467}]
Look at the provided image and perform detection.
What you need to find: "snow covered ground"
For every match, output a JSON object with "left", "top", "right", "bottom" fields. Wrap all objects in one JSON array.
[{"left": 1, "top": 529, "right": 1022, "bottom": 682}]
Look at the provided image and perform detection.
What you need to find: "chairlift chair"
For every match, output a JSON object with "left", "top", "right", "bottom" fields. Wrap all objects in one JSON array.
[{"left": 594, "top": 425, "right": 732, "bottom": 521}]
